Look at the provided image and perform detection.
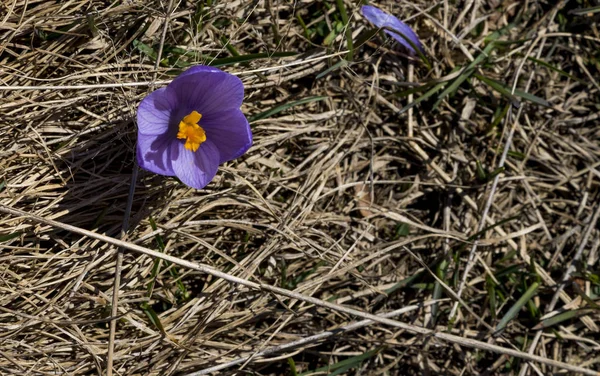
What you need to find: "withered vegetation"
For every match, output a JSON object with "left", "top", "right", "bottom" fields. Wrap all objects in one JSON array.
[{"left": 1, "top": 0, "right": 599, "bottom": 375}]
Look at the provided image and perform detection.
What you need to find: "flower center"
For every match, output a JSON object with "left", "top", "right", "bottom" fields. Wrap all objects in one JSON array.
[{"left": 177, "top": 110, "right": 206, "bottom": 152}]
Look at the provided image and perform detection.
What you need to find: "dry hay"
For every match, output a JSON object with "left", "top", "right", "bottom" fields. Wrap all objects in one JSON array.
[{"left": 1, "top": 0, "right": 599, "bottom": 375}]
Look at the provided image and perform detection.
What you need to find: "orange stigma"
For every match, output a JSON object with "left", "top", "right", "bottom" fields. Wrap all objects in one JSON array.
[{"left": 177, "top": 110, "right": 206, "bottom": 152}]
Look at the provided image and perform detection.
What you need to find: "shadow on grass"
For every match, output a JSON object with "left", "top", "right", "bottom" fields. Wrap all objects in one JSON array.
[{"left": 52, "top": 120, "right": 173, "bottom": 239}]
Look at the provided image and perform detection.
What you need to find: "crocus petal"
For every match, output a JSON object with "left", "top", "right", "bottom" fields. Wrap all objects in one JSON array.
[
  {"left": 137, "top": 87, "right": 178, "bottom": 135},
  {"left": 136, "top": 65, "right": 252, "bottom": 190},
  {"left": 168, "top": 68, "right": 244, "bottom": 115},
  {"left": 170, "top": 140, "right": 220, "bottom": 189},
  {"left": 137, "top": 133, "right": 176, "bottom": 176},
  {"left": 361, "top": 5, "right": 423, "bottom": 55},
  {"left": 201, "top": 109, "right": 252, "bottom": 163}
]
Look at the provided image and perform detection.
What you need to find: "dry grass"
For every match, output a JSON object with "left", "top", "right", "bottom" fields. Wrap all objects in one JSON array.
[{"left": 1, "top": 0, "right": 599, "bottom": 375}]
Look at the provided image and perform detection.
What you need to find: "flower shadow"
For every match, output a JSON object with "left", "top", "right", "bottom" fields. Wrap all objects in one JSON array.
[{"left": 53, "top": 120, "right": 174, "bottom": 239}]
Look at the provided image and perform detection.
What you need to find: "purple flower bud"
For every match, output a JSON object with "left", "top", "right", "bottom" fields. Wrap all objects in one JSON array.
[
  {"left": 361, "top": 5, "right": 424, "bottom": 55},
  {"left": 136, "top": 65, "right": 252, "bottom": 189}
]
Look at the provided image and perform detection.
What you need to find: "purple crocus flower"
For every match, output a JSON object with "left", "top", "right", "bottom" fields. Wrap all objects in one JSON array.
[
  {"left": 361, "top": 5, "right": 424, "bottom": 55},
  {"left": 136, "top": 65, "right": 252, "bottom": 189}
]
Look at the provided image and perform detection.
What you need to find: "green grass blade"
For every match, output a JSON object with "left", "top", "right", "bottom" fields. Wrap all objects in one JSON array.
[
  {"left": 571, "top": 280, "right": 600, "bottom": 309},
  {"left": 569, "top": 6, "right": 600, "bottom": 15},
  {"left": 431, "top": 68, "right": 475, "bottom": 109},
  {"left": 209, "top": 51, "right": 297, "bottom": 67},
  {"left": 140, "top": 302, "right": 166, "bottom": 334},
  {"left": 192, "top": 1, "right": 205, "bottom": 33},
  {"left": 324, "top": 21, "right": 344, "bottom": 46},
  {"left": 220, "top": 36, "right": 240, "bottom": 57},
  {"left": 316, "top": 59, "right": 348, "bottom": 79},
  {"left": 432, "top": 41, "right": 497, "bottom": 109},
  {"left": 133, "top": 40, "right": 158, "bottom": 61},
  {"left": 164, "top": 48, "right": 297, "bottom": 69},
  {"left": 487, "top": 166, "right": 506, "bottom": 181},
  {"left": 476, "top": 160, "right": 487, "bottom": 181},
  {"left": 328, "top": 363, "right": 357, "bottom": 376},
  {"left": 218, "top": 37, "right": 268, "bottom": 81},
  {"left": 475, "top": 73, "right": 550, "bottom": 108},
  {"left": 533, "top": 308, "right": 596, "bottom": 330},
  {"left": 396, "top": 80, "right": 447, "bottom": 116},
  {"left": 0, "top": 232, "right": 21, "bottom": 242},
  {"left": 513, "top": 88, "right": 551, "bottom": 108},
  {"left": 335, "top": 0, "right": 353, "bottom": 60},
  {"left": 381, "top": 271, "right": 422, "bottom": 297},
  {"left": 474, "top": 73, "right": 520, "bottom": 106},
  {"left": 495, "top": 282, "right": 539, "bottom": 335},
  {"left": 526, "top": 56, "right": 585, "bottom": 84},
  {"left": 486, "top": 276, "right": 498, "bottom": 320},
  {"left": 86, "top": 13, "right": 99, "bottom": 37},
  {"left": 466, "top": 215, "right": 520, "bottom": 245},
  {"left": 431, "top": 258, "right": 448, "bottom": 322},
  {"left": 249, "top": 96, "right": 328, "bottom": 122},
  {"left": 485, "top": 102, "right": 511, "bottom": 133},
  {"left": 395, "top": 81, "right": 439, "bottom": 98},
  {"left": 299, "top": 348, "right": 381, "bottom": 376},
  {"left": 296, "top": 14, "right": 310, "bottom": 39},
  {"left": 288, "top": 357, "right": 298, "bottom": 376}
]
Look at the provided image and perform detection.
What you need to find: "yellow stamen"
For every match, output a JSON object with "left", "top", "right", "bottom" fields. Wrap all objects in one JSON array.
[{"left": 177, "top": 110, "right": 206, "bottom": 152}]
